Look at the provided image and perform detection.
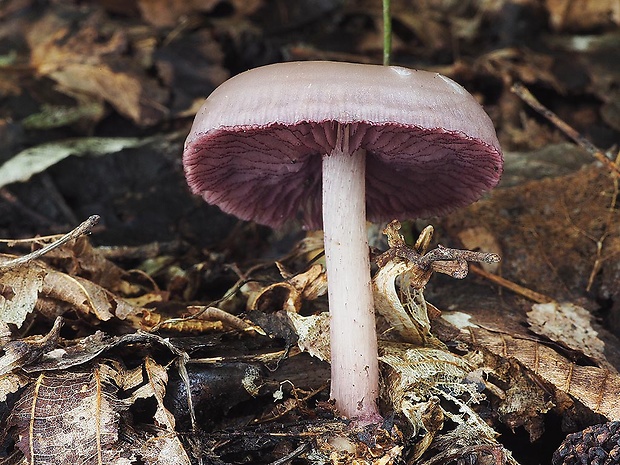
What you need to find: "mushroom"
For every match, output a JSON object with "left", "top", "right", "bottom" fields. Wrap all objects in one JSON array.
[{"left": 183, "top": 61, "right": 503, "bottom": 422}]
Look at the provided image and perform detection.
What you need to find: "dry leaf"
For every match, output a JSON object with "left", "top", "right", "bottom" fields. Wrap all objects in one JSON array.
[
  {"left": 457, "top": 321, "right": 620, "bottom": 420},
  {"left": 545, "top": 0, "right": 620, "bottom": 31},
  {"left": 528, "top": 301, "right": 614, "bottom": 372},
  {"left": 373, "top": 258, "right": 432, "bottom": 345},
  {"left": 4, "top": 368, "right": 121, "bottom": 464},
  {"left": 0, "top": 262, "right": 44, "bottom": 327},
  {"left": 126, "top": 425, "right": 191, "bottom": 465},
  {"left": 250, "top": 263, "right": 327, "bottom": 313},
  {"left": 41, "top": 269, "right": 141, "bottom": 321},
  {"left": 379, "top": 342, "right": 516, "bottom": 463},
  {"left": 0, "top": 372, "right": 30, "bottom": 403},
  {"left": 0, "top": 317, "right": 62, "bottom": 377},
  {"left": 129, "top": 357, "right": 176, "bottom": 430},
  {"left": 26, "top": 11, "right": 168, "bottom": 126},
  {"left": 43, "top": 237, "right": 133, "bottom": 292},
  {"left": 287, "top": 311, "right": 331, "bottom": 362}
]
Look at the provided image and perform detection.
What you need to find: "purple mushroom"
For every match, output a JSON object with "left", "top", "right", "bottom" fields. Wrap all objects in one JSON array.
[{"left": 183, "top": 61, "right": 503, "bottom": 422}]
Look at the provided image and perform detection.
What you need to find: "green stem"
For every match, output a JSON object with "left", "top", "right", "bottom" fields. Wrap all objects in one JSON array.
[{"left": 382, "top": 0, "right": 392, "bottom": 66}]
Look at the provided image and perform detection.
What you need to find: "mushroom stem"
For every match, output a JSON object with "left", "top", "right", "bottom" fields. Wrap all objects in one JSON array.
[{"left": 322, "top": 124, "right": 381, "bottom": 423}]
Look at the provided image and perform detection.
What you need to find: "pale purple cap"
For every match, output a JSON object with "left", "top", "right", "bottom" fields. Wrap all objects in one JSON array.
[{"left": 183, "top": 61, "right": 503, "bottom": 229}]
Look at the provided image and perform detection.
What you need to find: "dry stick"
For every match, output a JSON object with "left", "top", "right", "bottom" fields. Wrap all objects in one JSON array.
[
  {"left": 511, "top": 82, "right": 620, "bottom": 177},
  {"left": 0, "top": 215, "right": 100, "bottom": 272},
  {"left": 266, "top": 442, "right": 311, "bottom": 465},
  {"left": 470, "top": 264, "right": 553, "bottom": 304}
]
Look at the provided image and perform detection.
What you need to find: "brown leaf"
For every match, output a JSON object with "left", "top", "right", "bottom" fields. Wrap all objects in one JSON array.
[
  {"left": 0, "top": 372, "right": 30, "bottom": 403},
  {"left": 250, "top": 263, "right": 327, "bottom": 313},
  {"left": 464, "top": 325, "right": 620, "bottom": 420},
  {"left": 129, "top": 357, "right": 176, "bottom": 430},
  {"left": 27, "top": 10, "right": 168, "bottom": 127},
  {"left": 287, "top": 311, "right": 331, "bottom": 362},
  {"left": 0, "top": 317, "right": 62, "bottom": 377},
  {"left": 41, "top": 269, "right": 142, "bottom": 321},
  {"left": 379, "top": 342, "right": 509, "bottom": 461},
  {"left": 126, "top": 425, "right": 191, "bottom": 465},
  {"left": 5, "top": 367, "right": 121, "bottom": 464},
  {"left": 545, "top": 0, "right": 620, "bottom": 31},
  {"left": 43, "top": 237, "right": 132, "bottom": 292},
  {"left": 528, "top": 301, "right": 615, "bottom": 372},
  {"left": 136, "top": 0, "right": 261, "bottom": 27},
  {"left": 373, "top": 257, "right": 432, "bottom": 345},
  {"left": 0, "top": 261, "right": 44, "bottom": 327}
]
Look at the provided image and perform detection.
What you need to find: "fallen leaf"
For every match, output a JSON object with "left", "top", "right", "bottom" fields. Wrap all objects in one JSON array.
[
  {"left": 41, "top": 269, "right": 141, "bottom": 321},
  {"left": 287, "top": 311, "right": 331, "bottom": 362},
  {"left": 0, "top": 318, "right": 62, "bottom": 376},
  {"left": 528, "top": 301, "right": 614, "bottom": 372},
  {"left": 0, "top": 262, "right": 44, "bottom": 327},
  {"left": 0, "top": 136, "right": 155, "bottom": 188},
  {"left": 545, "top": 0, "right": 620, "bottom": 31},
  {"left": 373, "top": 257, "right": 432, "bottom": 345},
  {"left": 27, "top": 10, "right": 168, "bottom": 126},
  {"left": 3, "top": 367, "right": 121, "bottom": 464},
  {"left": 456, "top": 321, "right": 620, "bottom": 420}
]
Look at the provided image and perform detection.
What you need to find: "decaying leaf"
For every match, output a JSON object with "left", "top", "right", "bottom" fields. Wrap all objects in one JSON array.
[
  {"left": 379, "top": 342, "right": 515, "bottom": 463},
  {"left": 0, "top": 371, "right": 30, "bottom": 403},
  {"left": 0, "top": 317, "right": 62, "bottom": 377},
  {"left": 373, "top": 258, "right": 433, "bottom": 345},
  {"left": 130, "top": 357, "right": 176, "bottom": 430},
  {"left": 287, "top": 311, "right": 331, "bottom": 362},
  {"left": 0, "top": 261, "right": 44, "bottom": 327},
  {"left": 249, "top": 263, "right": 327, "bottom": 313},
  {"left": 42, "top": 236, "right": 135, "bottom": 293},
  {"left": 124, "top": 425, "right": 191, "bottom": 465},
  {"left": 451, "top": 318, "right": 620, "bottom": 421},
  {"left": 373, "top": 220, "right": 499, "bottom": 345},
  {"left": 26, "top": 10, "right": 168, "bottom": 126},
  {"left": 3, "top": 367, "right": 121, "bottom": 464},
  {"left": 545, "top": 0, "right": 620, "bottom": 31},
  {"left": 0, "top": 136, "right": 156, "bottom": 189},
  {"left": 0, "top": 243, "right": 146, "bottom": 326},
  {"left": 40, "top": 269, "right": 141, "bottom": 321},
  {"left": 1, "top": 342, "right": 191, "bottom": 465},
  {"left": 528, "top": 301, "right": 614, "bottom": 372},
  {"left": 495, "top": 365, "right": 554, "bottom": 441}
]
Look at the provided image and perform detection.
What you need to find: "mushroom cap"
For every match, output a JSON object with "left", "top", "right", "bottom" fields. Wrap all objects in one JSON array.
[{"left": 183, "top": 61, "right": 503, "bottom": 229}]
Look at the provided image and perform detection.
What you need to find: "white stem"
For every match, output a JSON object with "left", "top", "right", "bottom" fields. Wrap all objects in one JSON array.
[{"left": 322, "top": 125, "right": 380, "bottom": 422}]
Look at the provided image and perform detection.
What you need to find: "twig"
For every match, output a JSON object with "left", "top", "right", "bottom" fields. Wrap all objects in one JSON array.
[
  {"left": 0, "top": 215, "right": 100, "bottom": 272},
  {"left": 511, "top": 82, "right": 620, "bottom": 177},
  {"left": 267, "top": 442, "right": 311, "bottom": 465},
  {"left": 470, "top": 264, "right": 553, "bottom": 304}
]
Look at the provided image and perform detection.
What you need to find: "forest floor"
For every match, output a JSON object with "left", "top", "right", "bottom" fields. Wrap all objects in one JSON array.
[{"left": 0, "top": 1, "right": 619, "bottom": 464}]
